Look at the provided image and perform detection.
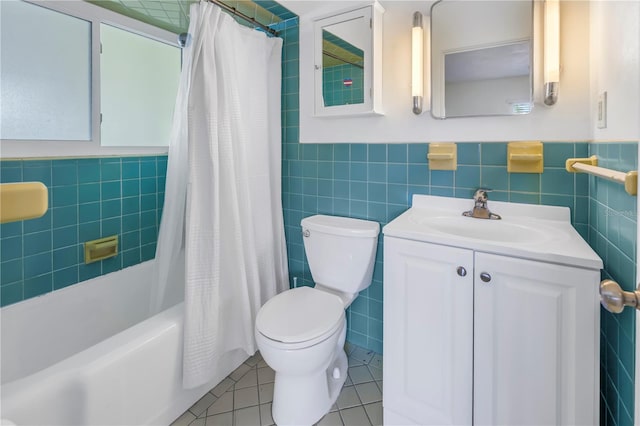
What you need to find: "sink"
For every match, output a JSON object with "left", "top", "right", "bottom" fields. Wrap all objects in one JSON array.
[
  {"left": 407, "top": 212, "right": 555, "bottom": 244},
  {"left": 383, "top": 194, "right": 603, "bottom": 270}
]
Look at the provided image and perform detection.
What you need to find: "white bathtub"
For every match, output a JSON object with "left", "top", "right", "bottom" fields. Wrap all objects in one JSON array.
[{"left": 0, "top": 261, "right": 248, "bottom": 425}]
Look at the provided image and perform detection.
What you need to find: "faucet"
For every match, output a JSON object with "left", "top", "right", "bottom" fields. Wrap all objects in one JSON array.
[{"left": 462, "top": 189, "right": 502, "bottom": 220}]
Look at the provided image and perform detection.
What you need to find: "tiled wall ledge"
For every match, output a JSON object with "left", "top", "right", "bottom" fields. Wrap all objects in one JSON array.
[{"left": 0, "top": 155, "right": 167, "bottom": 307}]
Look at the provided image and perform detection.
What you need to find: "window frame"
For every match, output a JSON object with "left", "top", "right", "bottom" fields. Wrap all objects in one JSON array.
[{"left": 0, "top": 0, "right": 181, "bottom": 158}]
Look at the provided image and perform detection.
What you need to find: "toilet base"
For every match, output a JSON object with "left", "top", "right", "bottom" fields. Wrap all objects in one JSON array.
[{"left": 271, "top": 333, "right": 348, "bottom": 426}]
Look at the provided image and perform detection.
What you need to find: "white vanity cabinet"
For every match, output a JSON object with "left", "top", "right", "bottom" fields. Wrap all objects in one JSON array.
[
  {"left": 473, "top": 252, "right": 599, "bottom": 426},
  {"left": 383, "top": 232, "right": 600, "bottom": 426},
  {"left": 383, "top": 237, "right": 473, "bottom": 426}
]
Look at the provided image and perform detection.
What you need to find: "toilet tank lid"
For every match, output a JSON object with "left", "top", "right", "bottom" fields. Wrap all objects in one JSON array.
[{"left": 301, "top": 215, "right": 380, "bottom": 238}]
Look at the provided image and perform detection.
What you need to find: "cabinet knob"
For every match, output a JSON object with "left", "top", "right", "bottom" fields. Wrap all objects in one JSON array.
[
  {"left": 480, "top": 272, "right": 492, "bottom": 283},
  {"left": 456, "top": 266, "right": 467, "bottom": 277}
]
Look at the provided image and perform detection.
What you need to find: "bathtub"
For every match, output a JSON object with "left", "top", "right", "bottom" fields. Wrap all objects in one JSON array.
[{"left": 0, "top": 261, "right": 248, "bottom": 425}]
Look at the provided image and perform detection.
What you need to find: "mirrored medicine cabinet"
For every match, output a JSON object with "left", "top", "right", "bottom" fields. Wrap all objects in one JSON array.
[
  {"left": 430, "top": 0, "right": 534, "bottom": 119},
  {"left": 313, "top": 2, "right": 384, "bottom": 117}
]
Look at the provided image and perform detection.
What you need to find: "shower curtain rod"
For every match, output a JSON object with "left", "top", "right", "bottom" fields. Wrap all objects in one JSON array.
[{"left": 206, "top": 0, "right": 279, "bottom": 36}]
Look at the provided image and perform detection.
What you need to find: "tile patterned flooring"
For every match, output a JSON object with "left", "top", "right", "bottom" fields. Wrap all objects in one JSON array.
[{"left": 170, "top": 344, "right": 383, "bottom": 426}]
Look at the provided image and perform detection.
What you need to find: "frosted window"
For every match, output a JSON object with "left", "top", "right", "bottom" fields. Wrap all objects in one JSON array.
[
  {"left": 100, "top": 24, "right": 180, "bottom": 147},
  {"left": 0, "top": 0, "right": 91, "bottom": 140}
]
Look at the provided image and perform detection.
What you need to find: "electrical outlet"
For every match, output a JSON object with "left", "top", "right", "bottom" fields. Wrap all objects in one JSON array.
[{"left": 597, "top": 91, "right": 607, "bottom": 129}]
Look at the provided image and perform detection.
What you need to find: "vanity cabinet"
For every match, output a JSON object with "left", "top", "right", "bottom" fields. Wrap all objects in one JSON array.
[
  {"left": 383, "top": 237, "right": 473, "bottom": 426},
  {"left": 383, "top": 236, "right": 600, "bottom": 426}
]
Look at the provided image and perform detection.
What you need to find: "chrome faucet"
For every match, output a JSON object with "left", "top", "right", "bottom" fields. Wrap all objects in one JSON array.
[{"left": 462, "top": 189, "right": 502, "bottom": 220}]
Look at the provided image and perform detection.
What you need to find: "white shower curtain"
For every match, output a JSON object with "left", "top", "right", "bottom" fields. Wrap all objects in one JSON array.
[{"left": 154, "top": 1, "right": 289, "bottom": 389}]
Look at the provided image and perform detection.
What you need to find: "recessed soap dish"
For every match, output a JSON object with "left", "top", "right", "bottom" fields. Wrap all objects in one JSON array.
[{"left": 84, "top": 236, "right": 118, "bottom": 263}]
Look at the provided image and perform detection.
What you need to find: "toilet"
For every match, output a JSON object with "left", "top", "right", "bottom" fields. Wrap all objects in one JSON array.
[{"left": 255, "top": 214, "right": 380, "bottom": 426}]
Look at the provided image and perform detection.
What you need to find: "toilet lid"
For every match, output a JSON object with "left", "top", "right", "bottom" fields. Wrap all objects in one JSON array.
[{"left": 256, "top": 287, "right": 344, "bottom": 344}]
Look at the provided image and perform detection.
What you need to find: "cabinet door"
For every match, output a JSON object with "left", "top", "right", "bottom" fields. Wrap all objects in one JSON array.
[
  {"left": 474, "top": 253, "right": 600, "bottom": 426},
  {"left": 383, "top": 237, "right": 473, "bottom": 425}
]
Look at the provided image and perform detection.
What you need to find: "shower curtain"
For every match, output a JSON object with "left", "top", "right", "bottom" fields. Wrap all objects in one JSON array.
[{"left": 154, "top": 1, "right": 289, "bottom": 389}]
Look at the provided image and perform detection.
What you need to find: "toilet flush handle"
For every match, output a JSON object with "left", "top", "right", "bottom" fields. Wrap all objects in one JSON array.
[{"left": 302, "top": 229, "right": 310, "bottom": 237}]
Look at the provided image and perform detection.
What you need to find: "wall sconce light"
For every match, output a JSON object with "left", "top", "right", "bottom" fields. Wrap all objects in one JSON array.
[
  {"left": 543, "top": 0, "right": 560, "bottom": 106},
  {"left": 412, "top": 11, "right": 424, "bottom": 115}
]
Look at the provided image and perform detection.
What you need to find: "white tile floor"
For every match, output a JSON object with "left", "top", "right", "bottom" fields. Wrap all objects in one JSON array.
[{"left": 170, "top": 343, "right": 383, "bottom": 426}]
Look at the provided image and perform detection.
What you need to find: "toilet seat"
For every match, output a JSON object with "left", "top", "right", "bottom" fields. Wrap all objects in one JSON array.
[{"left": 256, "top": 287, "right": 344, "bottom": 348}]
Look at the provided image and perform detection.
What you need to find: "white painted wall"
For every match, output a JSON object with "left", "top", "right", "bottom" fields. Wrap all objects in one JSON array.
[
  {"left": 590, "top": 1, "right": 640, "bottom": 142},
  {"left": 294, "top": 0, "right": 592, "bottom": 143}
]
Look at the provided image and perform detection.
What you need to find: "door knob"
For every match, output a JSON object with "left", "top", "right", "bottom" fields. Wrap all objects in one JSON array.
[
  {"left": 600, "top": 279, "right": 640, "bottom": 313},
  {"left": 457, "top": 266, "right": 467, "bottom": 277},
  {"left": 479, "top": 272, "right": 492, "bottom": 283}
]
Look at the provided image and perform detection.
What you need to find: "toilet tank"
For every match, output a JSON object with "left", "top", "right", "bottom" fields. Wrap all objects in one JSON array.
[{"left": 301, "top": 215, "right": 379, "bottom": 295}]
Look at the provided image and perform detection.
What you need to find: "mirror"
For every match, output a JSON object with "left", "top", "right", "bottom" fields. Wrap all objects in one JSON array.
[
  {"left": 430, "top": 0, "right": 533, "bottom": 119},
  {"left": 313, "top": 4, "right": 384, "bottom": 117},
  {"left": 321, "top": 26, "right": 365, "bottom": 107}
]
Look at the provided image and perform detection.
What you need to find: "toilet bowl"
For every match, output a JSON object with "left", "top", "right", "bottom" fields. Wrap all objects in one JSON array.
[
  {"left": 256, "top": 287, "right": 348, "bottom": 426},
  {"left": 255, "top": 215, "right": 379, "bottom": 426}
]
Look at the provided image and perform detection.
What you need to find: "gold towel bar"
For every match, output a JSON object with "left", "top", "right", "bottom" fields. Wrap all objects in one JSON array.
[{"left": 565, "top": 155, "right": 638, "bottom": 196}]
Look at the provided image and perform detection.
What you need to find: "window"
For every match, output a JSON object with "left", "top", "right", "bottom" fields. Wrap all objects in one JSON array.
[
  {"left": 100, "top": 24, "right": 181, "bottom": 147},
  {"left": 0, "top": 0, "right": 91, "bottom": 140},
  {"left": 0, "top": 0, "right": 181, "bottom": 157}
]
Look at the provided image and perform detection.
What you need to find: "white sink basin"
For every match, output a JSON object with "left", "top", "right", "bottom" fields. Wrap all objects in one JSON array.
[
  {"left": 407, "top": 212, "right": 556, "bottom": 244},
  {"left": 383, "top": 195, "right": 603, "bottom": 270}
]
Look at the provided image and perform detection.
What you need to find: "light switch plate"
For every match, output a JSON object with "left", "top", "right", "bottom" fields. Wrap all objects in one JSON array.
[{"left": 597, "top": 91, "right": 607, "bottom": 129}]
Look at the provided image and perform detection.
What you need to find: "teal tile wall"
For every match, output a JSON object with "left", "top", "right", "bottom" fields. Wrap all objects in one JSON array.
[
  {"left": 254, "top": 0, "right": 296, "bottom": 22},
  {"left": 281, "top": 141, "right": 590, "bottom": 352},
  {"left": 322, "top": 64, "right": 364, "bottom": 107},
  {"left": 0, "top": 156, "right": 166, "bottom": 307},
  {"left": 589, "top": 142, "right": 637, "bottom": 426}
]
